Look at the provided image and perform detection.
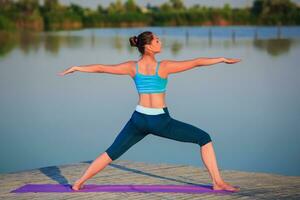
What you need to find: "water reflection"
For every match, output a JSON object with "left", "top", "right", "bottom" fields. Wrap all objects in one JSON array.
[
  {"left": 170, "top": 41, "right": 183, "bottom": 55},
  {"left": 0, "top": 31, "right": 17, "bottom": 57},
  {"left": 0, "top": 30, "right": 85, "bottom": 56},
  {"left": 1, "top": 26, "right": 299, "bottom": 59},
  {"left": 253, "top": 38, "right": 293, "bottom": 56},
  {"left": 112, "top": 35, "right": 123, "bottom": 52}
]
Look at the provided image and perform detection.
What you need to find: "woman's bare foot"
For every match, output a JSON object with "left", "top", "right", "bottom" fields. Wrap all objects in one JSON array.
[
  {"left": 213, "top": 181, "right": 240, "bottom": 192},
  {"left": 72, "top": 179, "right": 84, "bottom": 191}
]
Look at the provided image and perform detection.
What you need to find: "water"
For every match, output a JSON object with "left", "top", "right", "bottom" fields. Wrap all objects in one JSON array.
[{"left": 0, "top": 26, "right": 299, "bottom": 176}]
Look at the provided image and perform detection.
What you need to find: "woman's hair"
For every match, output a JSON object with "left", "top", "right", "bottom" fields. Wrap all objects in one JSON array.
[{"left": 129, "top": 31, "right": 154, "bottom": 55}]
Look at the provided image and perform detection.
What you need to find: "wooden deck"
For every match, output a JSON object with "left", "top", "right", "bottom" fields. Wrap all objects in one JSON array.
[{"left": 0, "top": 159, "right": 299, "bottom": 199}]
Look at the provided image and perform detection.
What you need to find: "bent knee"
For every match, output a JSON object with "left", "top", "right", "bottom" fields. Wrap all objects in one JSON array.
[
  {"left": 198, "top": 132, "right": 212, "bottom": 147},
  {"left": 105, "top": 148, "right": 121, "bottom": 161}
]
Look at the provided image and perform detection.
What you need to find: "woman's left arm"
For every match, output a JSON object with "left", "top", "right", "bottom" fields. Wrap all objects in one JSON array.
[{"left": 58, "top": 61, "right": 134, "bottom": 76}]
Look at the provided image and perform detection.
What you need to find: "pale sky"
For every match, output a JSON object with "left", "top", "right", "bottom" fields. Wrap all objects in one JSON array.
[{"left": 58, "top": 0, "right": 300, "bottom": 9}]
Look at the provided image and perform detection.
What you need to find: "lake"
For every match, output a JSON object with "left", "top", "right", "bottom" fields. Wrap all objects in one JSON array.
[{"left": 0, "top": 26, "right": 299, "bottom": 176}]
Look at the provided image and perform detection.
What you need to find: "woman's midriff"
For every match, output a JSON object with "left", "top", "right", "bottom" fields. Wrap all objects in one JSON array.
[{"left": 137, "top": 92, "right": 167, "bottom": 108}]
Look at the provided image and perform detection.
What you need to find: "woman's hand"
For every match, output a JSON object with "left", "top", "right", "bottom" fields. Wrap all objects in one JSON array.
[
  {"left": 57, "top": 66, "right": 78, "bottom": 76},
  {"left": 223, "top": 58, "right": 241, "bottom": 64}
]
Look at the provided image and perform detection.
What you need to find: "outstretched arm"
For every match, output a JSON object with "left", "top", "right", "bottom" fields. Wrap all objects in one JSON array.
[
  {"left": 162, "top": 57, "right": 241, "bottom": 75},
  {"left": 58, "top": 61, "right": 134, "bottom": 76}
]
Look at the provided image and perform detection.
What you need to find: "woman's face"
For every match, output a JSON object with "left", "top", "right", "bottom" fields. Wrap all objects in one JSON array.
[{"left": 146, "top": 34, "right": 162, "bottom": 54}]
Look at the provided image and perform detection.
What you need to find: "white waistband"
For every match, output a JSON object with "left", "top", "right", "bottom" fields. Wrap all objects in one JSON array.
[{"left": 135, "top": 105, "right": 165, "bottom": 115}]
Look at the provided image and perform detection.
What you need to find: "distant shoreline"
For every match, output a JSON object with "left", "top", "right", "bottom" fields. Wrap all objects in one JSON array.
[{"left": 1, "top": 0, "right": 300, "bottom": 31}]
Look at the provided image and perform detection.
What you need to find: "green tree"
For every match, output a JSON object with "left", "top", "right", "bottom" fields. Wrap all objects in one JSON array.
[
  {"left": 222, "top": 3, "right": 232, "bottom": 20},
  {"left": 107, "top": 0, "right": 124, "bottom": 14},
  {"left": 252, "top": 0, "right": 298, "bottom": 15},
  {"left": 160, "top": 2, "right": 172, "bottom": 12},
  {"left": 70, "top": 3, "right": 84, "bottom": 17},
  {"left": 44, "top": 0, "right": 59, "bottom": 11},
  {"left": 0, "top": 0, "right": 14, "bottom": 11},
  {"left": 124, "top": 0, "right": 139, "bottom": 12},
  {"left": 251, "top": 0, "right": 264, "bottom": 16},
  {"left": 16, "top": 0, "right": 39, "bottom": 14},
  {"left": 170, "top": 0, "right": 185, "bottom": 10},
  {"left": 97, "top": 5, "right": 105, "bottom": 13}
]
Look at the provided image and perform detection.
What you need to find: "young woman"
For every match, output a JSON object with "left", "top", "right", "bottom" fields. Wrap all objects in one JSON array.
[{"left": 58, "top": 31, "right": 241, "bottom": 192}]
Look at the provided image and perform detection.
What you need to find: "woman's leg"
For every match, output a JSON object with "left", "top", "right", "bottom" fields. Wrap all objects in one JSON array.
[
  {"left": 72, "top": 117, "right": 148, "bottom": 190},
  {"left": 152, "top": 117, "right": 240, "bottom": 192},
  {"left": 72, "top": 152, "right": 112, "bottom": 190},
  {"left": 201, "top": 142, "right": 240, "bottom": 191}
]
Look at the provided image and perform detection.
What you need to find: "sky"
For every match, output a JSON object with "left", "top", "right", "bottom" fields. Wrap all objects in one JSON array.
[{"left": 58, "top": 0, "right": 300, "bottom": 9}]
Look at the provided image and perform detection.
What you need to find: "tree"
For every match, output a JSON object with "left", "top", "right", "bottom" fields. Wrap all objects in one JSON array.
[
  {"left": 222, "top": 3, "right": 232, "bottom": 19},
  {"left": 70, "top": 3, "right": 84, "bottom": 17},
  {"left": 16, "top": 0, "right": 39, "bottom": 14},
  {"left": 160, "top": 2, "right": 172, "bottom": 12},
  {"left": 44, "top": 0, "right": 59, "bottom": 11},
  {"left": 107, "top": 0, "right": 124, "bottom": 14},
  {"left": 170, "top": 0, "right": 185, "bottom": 10},
  {"left": 97, "top": 5, "right": 105, "bottom": 13},
  {"left": 124, "top": 0, "right": 138, "bottom": 12},
  {"left": 0, "top": 0, "right": 14, "bottom": 10},
  {"left": 262, "top": 0, "right": 295, "bottom": 15},
  {"left": 252, "top": 0, "right": 296, "bottom": 16}
]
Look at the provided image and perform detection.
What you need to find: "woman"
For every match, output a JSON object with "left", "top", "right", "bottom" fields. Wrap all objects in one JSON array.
[{"left": 58, "top": 31, "right": 241, "bottom": 192}]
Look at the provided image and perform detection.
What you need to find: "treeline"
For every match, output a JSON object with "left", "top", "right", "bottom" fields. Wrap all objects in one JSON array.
[{"left": 1, "top": 0, "right": 300, "bottom": 31}]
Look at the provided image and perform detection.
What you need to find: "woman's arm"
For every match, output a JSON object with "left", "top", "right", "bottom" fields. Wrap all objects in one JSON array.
[
  {"left": 162, "top": 57, "right": 241, "bottom": 75},
  {"left": 58, "top": 61, "right": 134, "bottom": 76}
]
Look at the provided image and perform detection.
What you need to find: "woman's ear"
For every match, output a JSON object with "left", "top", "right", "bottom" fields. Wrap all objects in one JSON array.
[{"left": 145, "top": 44, "right": 153, "bottom": 52}]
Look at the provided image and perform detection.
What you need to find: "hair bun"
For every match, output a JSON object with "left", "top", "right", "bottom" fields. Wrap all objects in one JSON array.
[{"left": 129, "top": 35, "right": 138, "bottom": 47}]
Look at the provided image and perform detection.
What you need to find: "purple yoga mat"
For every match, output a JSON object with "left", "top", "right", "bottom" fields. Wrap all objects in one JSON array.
[{"left": 11, "top": 184, "right": 238, "bottom": 194}]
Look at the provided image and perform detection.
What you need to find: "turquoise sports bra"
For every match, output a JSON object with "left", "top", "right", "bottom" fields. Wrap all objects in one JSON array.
[{"left": 133, "top": 61, "right": 168, "bottom": 94}]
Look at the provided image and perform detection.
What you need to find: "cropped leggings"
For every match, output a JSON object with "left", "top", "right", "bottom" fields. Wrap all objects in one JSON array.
[{"left": 105, "top": 107, "right": 212, "bottom": 161}]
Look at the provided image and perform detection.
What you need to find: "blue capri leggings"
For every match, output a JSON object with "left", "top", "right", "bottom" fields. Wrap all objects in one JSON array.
[{"left": 105, "top": 107, "right": 212, "bottom": 161}]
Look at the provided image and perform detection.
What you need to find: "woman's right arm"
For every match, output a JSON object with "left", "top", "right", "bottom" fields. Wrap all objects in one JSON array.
[{"left": 162, "top": 57, "right": 241, "bottom": 75}]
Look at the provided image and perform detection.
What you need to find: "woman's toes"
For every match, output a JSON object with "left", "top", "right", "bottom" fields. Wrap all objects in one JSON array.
[
  {"left": 213, "top": 181, "right": 240, "bottom": 192},
  {"left": 71, "top": 185, "right": 78, "bottom": 191},
  {"left": 72, "top": 180, "right": 83, "bottom": 191}
]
